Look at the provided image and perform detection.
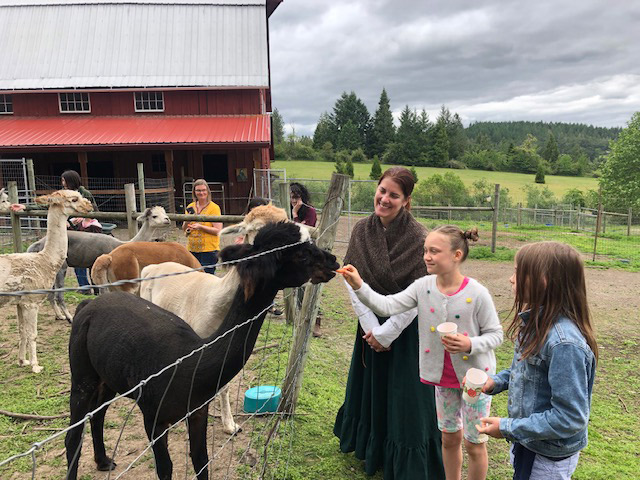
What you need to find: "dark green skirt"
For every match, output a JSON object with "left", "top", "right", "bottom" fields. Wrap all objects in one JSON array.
[{"left": 334, "top": 316, "right": 445, "bottom": 479}]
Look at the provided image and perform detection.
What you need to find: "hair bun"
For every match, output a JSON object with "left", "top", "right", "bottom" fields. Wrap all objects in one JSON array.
[{"left": 464, "top": 227, "right": 479, "bottom": 242}]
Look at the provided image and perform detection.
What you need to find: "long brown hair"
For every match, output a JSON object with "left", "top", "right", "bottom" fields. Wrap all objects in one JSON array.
[
  {"left": 507, "top": 242, "right": 598, "bottom": 361},
  {"left": 378, "top": 167, "right": 416, "bottom": 211}
]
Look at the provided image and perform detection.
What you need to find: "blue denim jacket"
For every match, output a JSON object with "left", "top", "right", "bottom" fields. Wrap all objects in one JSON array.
[{"left": 490, "top": 311, "right": 596, "bottom": 458}]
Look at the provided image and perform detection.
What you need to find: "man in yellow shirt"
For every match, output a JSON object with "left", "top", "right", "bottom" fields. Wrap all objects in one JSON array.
[{"left": 183, "top": 179, "right": 223, "bottom": 274}]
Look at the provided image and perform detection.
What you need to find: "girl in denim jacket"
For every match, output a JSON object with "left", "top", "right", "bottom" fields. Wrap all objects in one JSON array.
[
  {"left": 476, "top": 242, "right": 598, "bottom": 480},
  {"left": 341, "top": 225, "right": 503, "bottom": 480}
]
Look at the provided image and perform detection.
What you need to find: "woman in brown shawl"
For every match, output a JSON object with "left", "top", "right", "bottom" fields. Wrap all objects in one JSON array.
[{"left": 334, "top": 167, "right": 444, "bottom": 479}]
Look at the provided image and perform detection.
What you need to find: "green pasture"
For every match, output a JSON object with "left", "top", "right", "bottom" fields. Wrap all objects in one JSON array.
[{"left": 272, "top": 160, "right": 599, "bottom": 203}]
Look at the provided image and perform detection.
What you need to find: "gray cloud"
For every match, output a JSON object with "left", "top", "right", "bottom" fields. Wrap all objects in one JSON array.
[{"left": 269, "top": 0, "right": 640, "bottom": 135}]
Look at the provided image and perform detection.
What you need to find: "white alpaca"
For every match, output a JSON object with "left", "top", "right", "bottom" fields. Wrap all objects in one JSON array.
[
  {"left": 0, "top": 188, "right": 10, "bottom": 213},
  {"left": 0, "top": 190, "right": 93, "bottom": 373},
  {"left": 140, "top": 205, "right": 306, "bottom": 434}
]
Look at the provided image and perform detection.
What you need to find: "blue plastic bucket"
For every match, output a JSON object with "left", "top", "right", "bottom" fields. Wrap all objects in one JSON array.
[{"left": 243, "top": 385, "right": 281, "bottom": 414}]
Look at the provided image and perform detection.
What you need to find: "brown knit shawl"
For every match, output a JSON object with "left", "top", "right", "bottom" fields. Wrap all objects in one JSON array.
[{"left": 344, "top": 208, "right": 427, "bottom": 295}]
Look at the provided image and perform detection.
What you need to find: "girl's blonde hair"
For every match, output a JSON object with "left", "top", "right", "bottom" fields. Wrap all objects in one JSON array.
[
  {"left": 431, "top": 224, "right": 479, "bottom": 261},
  {"left": 191, "top": 179, "right": 212, "bottom": 203},
  {"left": 507, "top": 241, "right": 598, "bottom": 361}
]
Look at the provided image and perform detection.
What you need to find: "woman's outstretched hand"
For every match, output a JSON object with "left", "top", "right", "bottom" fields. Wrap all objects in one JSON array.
[{"left": 336, "top": 264, "right": 363, "bottom": 290}]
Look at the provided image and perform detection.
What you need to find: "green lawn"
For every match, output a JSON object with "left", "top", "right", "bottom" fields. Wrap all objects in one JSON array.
[{"left": 272, "top": 160, "right": 599, "bottom": 203}]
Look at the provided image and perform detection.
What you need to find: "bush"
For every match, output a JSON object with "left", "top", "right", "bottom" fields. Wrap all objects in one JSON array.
[
  {"left": 524, "top": 185, "right": 557, "bottom": 208},
  {"left": 535, "top": 164, "right": 546, "bottom": 184},
  {"left": 350, "top": 181, "right": 377, "bottom": 212},
  {"left": 446, "top": 160, "right": 467, "bottom": 169},
  {"left": 369, "top": 155, "right": 382, "bottom": 180},
  {"left": 350, "top": 148, "right": 368, "bottom": 164},
  {"left": 413, "top": 172, "right": 471, "bottom": 206}
]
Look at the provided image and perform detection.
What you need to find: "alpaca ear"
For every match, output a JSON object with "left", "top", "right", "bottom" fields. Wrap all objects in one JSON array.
[
  {"left": 220, "top": 223, "right": 246, "bottom": 237},
  {"left": 219, "top": 243, "right": 254, "bottom": 262},
  {"left": 35, "top": 194, "right": 50, "bottom": 205},
  {"left": 136, "top": 208, "right": 151, "bottom": 221}
]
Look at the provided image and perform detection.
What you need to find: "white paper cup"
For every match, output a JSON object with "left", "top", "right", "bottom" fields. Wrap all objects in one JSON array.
[
  {"left": 436, "top": 322, "right": 457, "bottom": 339},
  {"left": 463, "top": 368, "right": 488, "bottom": 404}
]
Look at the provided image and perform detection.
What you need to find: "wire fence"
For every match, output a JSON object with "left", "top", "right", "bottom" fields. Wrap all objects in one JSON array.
[{"left": 0, "top": 233, "right": 328, "bottom": 479}]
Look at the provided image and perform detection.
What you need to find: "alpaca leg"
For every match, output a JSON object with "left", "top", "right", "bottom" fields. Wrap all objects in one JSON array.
[
  {"left": 51, "top": 265, "right": 70, "bottom": 321},
  {"left": 219, "top": 385, "right": 242, "bottom": 435},
  {"left": 22, "top": 304, "right": 42, "bottom": 373},
  {"left": 90, "top": 385, "right": 118, "bottom": 471},
  {"left": 65, "top": 386, "right": 93, "bottom": 480},
  {"left": 17, "top": 305, "right": 29, "bottom": 367},
  {"left": 143, "top": 416, "right": 173, "bottom": 480},
  {"left": 188, "top": 406, "right": 210, "bottom": 480}
]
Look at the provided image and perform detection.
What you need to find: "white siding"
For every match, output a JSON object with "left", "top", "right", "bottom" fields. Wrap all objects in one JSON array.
[{"left": 0, "top": 1, "right": 269, "bottom": 89}]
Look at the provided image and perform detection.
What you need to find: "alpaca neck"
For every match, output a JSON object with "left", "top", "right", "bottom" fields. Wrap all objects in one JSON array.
[
  {"left": 130, "top": 221, "right": 157, "bottom": 242},
  {"left": 41, "top": 206, "right": 69, "bottom": 265},
  {"left": 198, "top": 284, "right": 279, "bottom": 388}
]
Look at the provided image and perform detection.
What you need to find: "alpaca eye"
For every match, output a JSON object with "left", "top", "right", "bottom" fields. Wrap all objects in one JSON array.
[{"left": 72, "top": 198, "right": 78, "bottom": 202}]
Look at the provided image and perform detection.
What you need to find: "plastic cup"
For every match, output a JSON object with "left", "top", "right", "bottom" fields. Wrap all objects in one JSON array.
[
  {"left": 436, "top": 322, "right": 457, "bottom": 339},
  {"left": 463, "top": 368, "right": 488, "bottom": 404}
]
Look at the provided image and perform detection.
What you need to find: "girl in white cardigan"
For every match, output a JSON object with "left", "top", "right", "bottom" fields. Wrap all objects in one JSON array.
[{"left": 340, "top": 225, "right": 503, "bottom": 480}]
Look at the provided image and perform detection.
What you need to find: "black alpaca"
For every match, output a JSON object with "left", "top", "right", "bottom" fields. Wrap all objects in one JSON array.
[{"left": 65, "top": 222, "right": 338, "bottom": 480}]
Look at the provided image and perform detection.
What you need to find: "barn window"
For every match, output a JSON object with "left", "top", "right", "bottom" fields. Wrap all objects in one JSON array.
[
  {"left": 134, "top": 92, "right": 164, "bottom": 112},
  {"left": 151, "top": 153, "right": 166, "bottom": 173},
  {"left": 59, "top": 93, "right": 91, "bottom": 113},
  {"left": 0, "top": 94, "right": 13, "bottom": 114}
]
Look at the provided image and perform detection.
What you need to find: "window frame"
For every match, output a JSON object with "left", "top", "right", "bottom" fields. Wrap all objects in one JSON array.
[
  {"left": 58, "top": 92, "right": 91, "bottom": 113},
  {"left": 134, "top": 91, "right": 165, "bottom": 113},
  {"left": 0, "top": 94, "right": 13, "bottom": 114}
]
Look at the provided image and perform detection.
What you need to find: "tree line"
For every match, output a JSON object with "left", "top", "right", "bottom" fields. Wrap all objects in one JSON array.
[{"left": 272, "top": 89, "right": 621, "bottom": 180}]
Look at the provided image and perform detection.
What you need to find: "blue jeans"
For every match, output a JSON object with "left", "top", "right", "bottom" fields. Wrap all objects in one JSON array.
[
  {"left": 510, "top": 444, "right": 579, "bottom": 480},
  {"left": 191, "top": 251, "right": 219, "bottom": 275},
  {"left": 74, "top": 268, "right": 90, "bottom": 287}
]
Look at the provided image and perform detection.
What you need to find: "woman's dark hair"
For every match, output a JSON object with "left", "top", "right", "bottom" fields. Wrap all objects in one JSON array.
[
  {"left": 290, "top": 182, "right": 312, "bottom": 220},
  {"left": 61, "top": 170, "right": 82, "bottom": 191},
  {"left": 378, "top": 167, "right": 416, "bottom": 211},
  {"left": 247, "top": 197, "right": 270, "bottom": 213}
]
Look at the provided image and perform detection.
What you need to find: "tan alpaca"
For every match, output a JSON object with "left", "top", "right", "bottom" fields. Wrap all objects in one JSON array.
[
  {"left": 0, "top": 190, "right": 93, "bottom": 373},
  {"left": 91, "top": 242, "right": 201, "bottom": 295}
]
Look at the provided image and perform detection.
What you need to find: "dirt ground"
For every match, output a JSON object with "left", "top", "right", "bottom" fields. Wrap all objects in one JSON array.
[{"left": 1, "top": 219, "right": 638, "bottom": 479}]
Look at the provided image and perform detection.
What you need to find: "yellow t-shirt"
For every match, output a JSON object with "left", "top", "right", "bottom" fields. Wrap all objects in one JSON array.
[{"left": 186, "top": 201, "right": 221, "bottom": 252}]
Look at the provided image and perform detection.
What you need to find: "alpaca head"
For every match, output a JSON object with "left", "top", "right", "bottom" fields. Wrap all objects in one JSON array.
[
  {"left": 220, "top": 204, "right": 289, "bottom": 244},
  {"left": 35, "top": 189, "right": 93, "bottom": 216},
  {"left": 138, "top": 205, "right": 171, "bottom": 228},
  {"left": 220, "top": 221, "right": 339, "bottom": 300}
]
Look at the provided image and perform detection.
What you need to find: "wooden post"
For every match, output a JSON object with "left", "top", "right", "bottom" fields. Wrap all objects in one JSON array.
[
  {"left": 593, "top": 189, "right": 603, "bottom": 262},
  {"left": 124, "top": 183, "right": 138, "bottom": 239},
  {"left": 278, "top": 182, "right": 297, "bottom": 326},
  {"left": 26, "top": 158, "right": 36, "bottom": 202},
  {"left": 164, "top": 150, "right": 176, "bottom": 213},
  {"left": 279, "top": 173, "right": 349, "bottom": 415},
  {"left": 628, "top": 207, "right": 633, "bottom": 237},
  {"left": 602, "top": 211, "right": 607, "bottom": 234},
  {"left": 77, "top": 152, "right": 88, "bottom": 185},
  {"left": 137, "top": 162, "right": 146, "bottom": 212},
  {"left": 517, "top": 203, "right": 522, "bottom": 226},
  {"left": 9, "top": 182, "right": 22, "bottom": 253},
  {"left": 491, "top": 184, "right": 500, "bottom": 253}
]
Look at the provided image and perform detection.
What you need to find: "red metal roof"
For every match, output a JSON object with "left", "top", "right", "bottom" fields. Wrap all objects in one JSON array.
[{"left": 0, "top": 115, "right": 270, "bottom": 150}]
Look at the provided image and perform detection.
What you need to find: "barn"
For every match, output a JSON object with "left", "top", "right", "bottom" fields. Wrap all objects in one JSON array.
[{"left": 0, "top": 0, "right": 282, "bottom": 213}]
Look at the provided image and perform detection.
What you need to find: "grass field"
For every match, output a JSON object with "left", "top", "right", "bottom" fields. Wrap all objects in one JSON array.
[{"left": 272, "top": 160, "right": 599, "bottom": 203}]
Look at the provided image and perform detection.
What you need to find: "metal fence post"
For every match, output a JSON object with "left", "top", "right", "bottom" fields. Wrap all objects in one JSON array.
[
  {"left": 278, "top": 181, "right": 297, "bottom": 326},
  {"left": 137, "top": 163, "right": 146, "bottom": 212},
  {"left": 491, "top": 184, "right": 500, "bottom": 253},
  {"left": 8, "top": 181, "right": 22, "bottom": 253},
  {"left": 628, "top": 207, "right": 633, "bottom": 237},
  {"left": 593, "top": 190, "right": 603, "bottom": 262},
  {"left": 124, "top": 183, "right": 138, "bottom": 239},
  {"left": 517, "top": 203, "right": 522, "bottom": 226}
]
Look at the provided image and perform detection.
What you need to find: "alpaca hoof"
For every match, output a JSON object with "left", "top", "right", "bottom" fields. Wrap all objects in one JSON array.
[
  {"left": 31, "top": 365, "right": 43, "bottom": 374},
  {"left": 96, "top": 457, "right": 117, "bottom": 471},
  {"left": 18, "top": 359, "right": 31, "bottom": 366},
  {"left": 224, "top": 425, "right": 242, "bottom": 435}
]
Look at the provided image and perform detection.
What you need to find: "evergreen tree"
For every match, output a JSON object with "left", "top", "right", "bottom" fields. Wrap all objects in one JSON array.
[
  {"left": 337, "top": 119, "right": 361, "bottom": 151},
  {"left": 535, "top": 164, "right": 546, "bottom": 184},
  {"left": 345, "top": 156, "right": 355, "bottom": 178},
  {"left": 447, "top": 113, "right": 467, "bottom": 160},
  {"left": 370, "top": 88, "right": 396, "bottom": 157},
  {"left": 395, "top": 105, "right": 421, "bottom": 164},
  {"left": 431, "top": 118, "right": 449, "bottom": 167},
  {"left": 409, "top": 166, "right": 419, "bottom": 183},
  {"left": 319, "top": 141, "right": 335, "bottom": 163},
  {"left": 272, "top": 108, "right": 285, "bottom": 145},
  {"left": 370, "top": 155, "right": 382, "bottom": 180},
  {"left": 334, "top": 150, "right": 350, "bottom": 175},
  {"left": 541, "top": 132, "right": 559, "bottom": 170},
  {"left": 417, "top": 109, "right": 433, "bottom": 162},
  {"left": 331, "top": 91, "right": 371, "bottom": 150},
  {"left": 312, "top": 112, "right": 335, "bottom": 150}
]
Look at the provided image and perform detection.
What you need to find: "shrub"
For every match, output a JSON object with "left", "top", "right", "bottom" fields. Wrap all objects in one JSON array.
[{"left": 413, "top": 172, "right": 471, "bottom": 206}]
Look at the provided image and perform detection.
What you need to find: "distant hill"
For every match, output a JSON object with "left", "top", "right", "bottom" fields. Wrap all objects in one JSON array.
[{"left": 466, "top": 121, "right": 621, "bottom": 161}]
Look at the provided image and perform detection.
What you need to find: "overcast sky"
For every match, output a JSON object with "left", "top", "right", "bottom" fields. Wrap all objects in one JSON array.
[{"left": 269, "top": 0, "right": 640, "bottom": 136}]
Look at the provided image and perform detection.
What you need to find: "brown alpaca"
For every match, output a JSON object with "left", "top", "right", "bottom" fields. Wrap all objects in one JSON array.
[{"left": 91, "top": 242, "right": 201, "bottom": 295}]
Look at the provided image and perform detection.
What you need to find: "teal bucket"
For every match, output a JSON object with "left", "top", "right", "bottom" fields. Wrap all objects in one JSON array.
[{"left": 243, "top": 385, "right": 281, "bottom": 414}]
